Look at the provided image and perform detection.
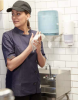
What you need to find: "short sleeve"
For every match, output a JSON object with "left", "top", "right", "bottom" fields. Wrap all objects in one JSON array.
[
  {"left": 41, "top": 41, "right": 46, "bottom": 59},
  {"left": 2, "top": 33, "right": 16, "bottom": 66}
]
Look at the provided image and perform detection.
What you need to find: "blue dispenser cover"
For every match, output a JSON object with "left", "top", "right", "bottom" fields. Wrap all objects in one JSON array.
[{"left": 38, "top": 10, "right": 59, "bottom": 35}]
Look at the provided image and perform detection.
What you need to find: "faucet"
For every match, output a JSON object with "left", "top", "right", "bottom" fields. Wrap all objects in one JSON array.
[{"left": 45, "top": 63, "right": 54, "bottom": 80}]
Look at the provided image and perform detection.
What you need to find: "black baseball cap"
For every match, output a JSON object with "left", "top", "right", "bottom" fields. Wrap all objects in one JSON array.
[{"left": 6, "top": 0, "right": 31, "bottom": 14}]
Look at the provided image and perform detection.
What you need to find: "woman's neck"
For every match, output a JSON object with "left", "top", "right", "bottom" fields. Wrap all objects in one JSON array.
[{"left": 18, "top": 24, "right": 30, "bottom": 35}]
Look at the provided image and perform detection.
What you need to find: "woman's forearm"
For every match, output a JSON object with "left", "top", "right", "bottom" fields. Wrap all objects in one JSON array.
[
  {"left": 7, "top": 45, "right": 32, "bottom": 71},
  {"left": 37, "top": 51, "right": 46, "bottom": 67}
]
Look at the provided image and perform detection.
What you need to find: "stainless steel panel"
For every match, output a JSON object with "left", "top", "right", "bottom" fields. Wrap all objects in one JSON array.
[
  {"left": 41, "top": 87, "right": 56, "bottom": 94},
  {"left": 56, "top": 70, "right": 71, "bottom": 98},
  {"left": 39, "top": 68, "right": 71, "bottom": 99}
]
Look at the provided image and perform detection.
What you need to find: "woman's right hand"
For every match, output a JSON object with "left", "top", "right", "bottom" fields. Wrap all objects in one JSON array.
[{"left": 28, "top": 33, "right": 34, "bottom": 50}]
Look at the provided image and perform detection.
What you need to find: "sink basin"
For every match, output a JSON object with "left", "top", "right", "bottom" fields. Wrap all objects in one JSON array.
[{"left": 39, "top": 68, "right": 71, "bottom": 99}]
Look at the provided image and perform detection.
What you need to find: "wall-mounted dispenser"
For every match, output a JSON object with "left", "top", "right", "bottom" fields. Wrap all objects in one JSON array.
[
  {"left": 0, "top": 0, "right": 3, "bottom": 11},
  {"left": 63, "top": 21, "right": 74, "bottom": 46},
  {"left": 38, "top": 10, "right": 62, "bottom": 36},
  {"left": 38, "top": 10, "right": 63, "bottom": 48}
]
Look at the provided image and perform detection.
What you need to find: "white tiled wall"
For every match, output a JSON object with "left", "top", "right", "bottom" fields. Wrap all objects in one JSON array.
[
  {"left": 1, "top": 0, "right": 78, "bottom": 100},
  {"left": 35, "top": 0, "right": 78, "bottom": 100}
]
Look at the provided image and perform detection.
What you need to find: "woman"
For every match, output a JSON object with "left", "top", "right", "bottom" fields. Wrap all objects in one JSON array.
[{"left": 2, "top": 1, "right": 46, "bottom": 100}]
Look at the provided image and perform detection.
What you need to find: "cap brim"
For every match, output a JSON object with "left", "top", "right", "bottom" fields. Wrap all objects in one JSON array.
[
  {"left": 7, "top": 7, "right": 24, "bottom": 12},
  {"left": 7, "top": 8, "right": 12, "bottom": 12}
]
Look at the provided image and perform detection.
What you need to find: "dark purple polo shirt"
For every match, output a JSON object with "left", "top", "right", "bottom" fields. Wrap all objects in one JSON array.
[{"left": 2, "top": 27, "right": 46, "bottom": 96}]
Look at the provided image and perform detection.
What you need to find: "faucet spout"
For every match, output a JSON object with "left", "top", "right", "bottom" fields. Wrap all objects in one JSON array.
[
  {"left": 45, "top": 63, "right": 55, "bottom": 80},
  {"left": 46, "top": 63, "right": 52, "bottom": 78},
  {"left": 49, "top": 64, "right": 52, "bottom": 78}
]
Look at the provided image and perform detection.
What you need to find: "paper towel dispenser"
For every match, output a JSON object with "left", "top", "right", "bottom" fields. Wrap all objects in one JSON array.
[
  {"left": 38, "top": 10, "right": 62, "bottom": 35},
  {"left": 0, "top": 0, "right": 3, "bottom": 11}
]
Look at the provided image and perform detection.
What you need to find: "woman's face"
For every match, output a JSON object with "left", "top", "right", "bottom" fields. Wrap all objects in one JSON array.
[{"left": 12, "top": 9, "right": 30, "bottom": 28}]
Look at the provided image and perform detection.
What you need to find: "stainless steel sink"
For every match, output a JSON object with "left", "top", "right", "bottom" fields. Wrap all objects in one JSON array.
[{"left": 39, "top": 68, "right": 71, "bottom": 99}]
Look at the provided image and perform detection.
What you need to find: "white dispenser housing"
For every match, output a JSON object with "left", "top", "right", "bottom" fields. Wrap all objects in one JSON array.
[{"left": 63, "top": 21, "right": 74, "bottom": 45}]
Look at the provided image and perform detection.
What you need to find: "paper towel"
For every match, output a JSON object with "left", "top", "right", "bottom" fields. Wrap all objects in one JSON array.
[
  {"left": 31, "top": 33, "right": 45, "bottom": 52},
  {"left": 46, "top": 36, "right": 54, "bottom": 48}
]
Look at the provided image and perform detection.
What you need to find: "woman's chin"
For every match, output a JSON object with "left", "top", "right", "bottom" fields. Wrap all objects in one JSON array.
[{"left": 14, "top": 24, "right": 21, "bottom": 28}]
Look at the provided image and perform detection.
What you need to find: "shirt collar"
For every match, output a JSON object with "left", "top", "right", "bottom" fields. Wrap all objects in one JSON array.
[{"left": 13, "top": 27, "right": 31, "bottom": 35}]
